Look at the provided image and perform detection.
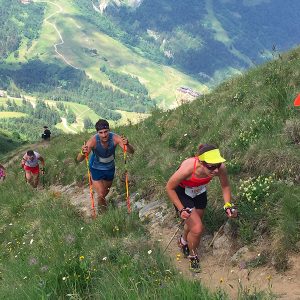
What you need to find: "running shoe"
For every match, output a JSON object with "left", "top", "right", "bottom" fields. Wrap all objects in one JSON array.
[
  {"left": 189, "top": 255, "right": 201, "bottom": 273},
  {"left": 178, "top": 236, "right": 190, "bottom": 257}
]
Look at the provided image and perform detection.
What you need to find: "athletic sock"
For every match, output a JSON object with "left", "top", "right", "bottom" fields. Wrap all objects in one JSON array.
[{"left": 181, "top": 236, "right": 188, "bottom": 245}]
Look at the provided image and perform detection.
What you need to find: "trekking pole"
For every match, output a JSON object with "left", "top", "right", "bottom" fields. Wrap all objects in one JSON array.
[
  {"left": 41, "top": 167, "right": 45, "bottom": 188},
  {"left": 84, "top": 151, "right": 96, "bottom": 219},
  {"left": 123, "top": 144, "right": 131, "bottom": 213},
  {"left": 163, "top": 219, "right": 185, "bottom": 254}
]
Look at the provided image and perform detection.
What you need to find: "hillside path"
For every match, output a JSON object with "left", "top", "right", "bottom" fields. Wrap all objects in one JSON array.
[
  {"left": 60, "top": 117, "right": 77, "bottom": 134},
  {"left": 151, "top": 221, "right": 300, "bottom": 300},
  {"left": 34, "top": 0, "right": 79, "bottom": 69},
  {"left": 50, "top": 183, "right": 300, "bottom": 300}
]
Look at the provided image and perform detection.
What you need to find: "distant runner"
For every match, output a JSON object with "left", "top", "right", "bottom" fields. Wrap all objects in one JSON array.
[
  {"left": 42, "top": 126, "right": 51, "bottom": 141},
  {"left": 21, "top": 150, "right": 45, "bottom": 188},
  {"left": 0, "top": 164, "right": 6, "bottom": 182},
  {"left": 166, "top": 144, "right": 237, "bottom": 272},
  {"left": 77, "top": 119, "right": 134, "bottom": 213}
]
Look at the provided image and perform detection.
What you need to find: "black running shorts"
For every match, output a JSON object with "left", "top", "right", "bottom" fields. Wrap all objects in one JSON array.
[{"left": 175, "top": 186, "right": 208, "bottom": 210}]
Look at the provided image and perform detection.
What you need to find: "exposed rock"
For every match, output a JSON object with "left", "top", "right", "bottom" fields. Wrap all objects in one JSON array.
[
  {"left": 138, "top": 200, "right": 167, "bottom": 223},
  {"left": 212, "top": 234, "right": 231, "bottom": 256},
  {"left": 230, "top": 246, "right": 250, "bottom": 265}
]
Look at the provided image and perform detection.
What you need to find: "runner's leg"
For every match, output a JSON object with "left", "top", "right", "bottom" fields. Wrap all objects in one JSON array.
[
  {"left": 32, "top": 173, "right": 39, "bottom": 188},
  {"left": 25, "top": 170, "right": 33, "bottom": 186},
  {"left": 92, "top": 180, "right": 113, "bottom": 212},
  {"left": 185, "top": 209, "right": 205, "bottom": 256}
]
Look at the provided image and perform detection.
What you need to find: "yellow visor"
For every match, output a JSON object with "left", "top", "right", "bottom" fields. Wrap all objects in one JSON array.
[{"left": 198, "top": 149, "right": 226, "bottom": 164}]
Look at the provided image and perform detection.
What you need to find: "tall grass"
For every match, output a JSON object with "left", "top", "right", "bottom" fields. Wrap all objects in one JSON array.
[
  {"left": 116, "top": 47, "right": 300, "bottom": 267},
  {"left": 1, "top": 46, "right": 300, "bottom": 298},
  {"left": 0, "top": 163, "right": 225, "bottom": 299}
]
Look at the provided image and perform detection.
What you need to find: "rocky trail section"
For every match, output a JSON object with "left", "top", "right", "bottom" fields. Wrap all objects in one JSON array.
[{"left": 51, "top": 184, "right": 300, "bottom": 299}]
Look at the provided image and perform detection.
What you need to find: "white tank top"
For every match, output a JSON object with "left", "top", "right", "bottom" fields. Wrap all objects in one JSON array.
[{"left": 23, "top": 151, "right": 40, "bottom": 167}]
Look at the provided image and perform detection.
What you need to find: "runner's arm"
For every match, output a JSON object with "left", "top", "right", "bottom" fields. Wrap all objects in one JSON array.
[
  {"left": 115, "top": 134, "right": 134, "bottom": 154},
  {"left": 38, "top": 156, "right": 45, "bottom": 167},
  {"left": 218, "top": 164, "right": 231, "bottom": 204},
  {"left": 0, "top": 164, "right": 5, "bottom": 176},
  {"left": 166, "top": 162, "right": 193, "bottom": 212},
  {"left": 77, "top": 137, "right": 95, "bottom": 162},
  {"left": 21, "top": 156, "right": 26, "bottom": 168},
  {"left": 218, "top": 165, "right": 237, "bottom": 217}
]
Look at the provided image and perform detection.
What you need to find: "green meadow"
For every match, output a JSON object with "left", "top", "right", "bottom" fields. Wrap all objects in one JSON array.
[
  {"left": 16, "top": 0, "right": 208, "bottom": 108},
  {"left": 0, "top": 96, "right": 149, "bottom": 134},
  {"left": 0, "top": 112, "right": 27, "bottom": 118},
  {"left": 1, "top": 41, "right": 300, "bottom": 300}
]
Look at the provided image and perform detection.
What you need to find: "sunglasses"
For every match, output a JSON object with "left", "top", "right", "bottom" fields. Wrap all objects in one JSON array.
[{"left": 202, "top": 162, "right": 221, "bottom": 171}]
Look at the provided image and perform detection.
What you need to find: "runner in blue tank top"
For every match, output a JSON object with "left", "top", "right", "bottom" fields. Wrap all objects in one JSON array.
[{"left": 77, "top": 119, "right": 134, "bottom": 212}]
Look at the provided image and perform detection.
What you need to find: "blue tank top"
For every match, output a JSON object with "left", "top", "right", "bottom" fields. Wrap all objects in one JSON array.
[{"left": 89, "top": 132, "right": 116, "bottom": 171}]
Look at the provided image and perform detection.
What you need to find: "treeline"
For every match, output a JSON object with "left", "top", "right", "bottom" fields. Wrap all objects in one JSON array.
[
  {"left": 0, "top": 60, "right": 155, "bottom": 119},
  {"left": 102, "top": 0, "right": 243, "bottom": 78},
  {"left": 0, "top": 98, "right": 62, "bottom": 141},
  {"left": 100, "top": 65, "right": 148, "bottom": 96},
  {"left": 77, "top": 0, "right": 300, "bottom": 82},
  {"left": 74, "top": 0, "right": 241, "bottom": 78},
  {"left": 0, "top": 117, "right": 60, "bottom": 141},
  {"left": 215, "top": 1, "right": 300, "bottom": 63},
  {"left": 74, "top": 0, "right": 168, "bottom": 65},
  {"left": 0, "top": 0, "right": 44, "bottom": 59},
  {"left": 0, "top": 98, "right": 61, "bottom": 126}
]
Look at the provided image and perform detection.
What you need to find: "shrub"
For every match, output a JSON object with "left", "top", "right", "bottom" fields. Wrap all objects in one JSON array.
[{"left": 284, "top": 118, "right": 300, "bottom": 144}]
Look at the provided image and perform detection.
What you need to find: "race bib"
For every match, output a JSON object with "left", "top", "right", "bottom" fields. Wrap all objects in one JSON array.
[{"left": 185, "top": 185, "right": 206, "bottom": 198}]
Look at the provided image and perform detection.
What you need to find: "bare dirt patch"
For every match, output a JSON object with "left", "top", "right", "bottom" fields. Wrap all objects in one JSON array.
[
  {"left": 150, "top": 220, "right": 300, "bottom": 300},
  {"left": 53, "top": 183, "right": 300, "bottom": 300}
]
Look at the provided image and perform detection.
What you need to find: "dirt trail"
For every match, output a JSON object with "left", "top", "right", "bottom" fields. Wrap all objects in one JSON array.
[
  {"left": 150, "top": 221, "right": 300, "bottom": 300},
  {"left": 35, "top": 0, "right": 78, "bottom": 69},
  {"left": 47, "top": 183, "right": 300, "bottom": 300}
]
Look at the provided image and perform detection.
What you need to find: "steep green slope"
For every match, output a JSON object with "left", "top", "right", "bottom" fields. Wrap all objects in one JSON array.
[
  {"left": 116, "top": 47, "right": 300, "bottom": 269},
  {"left": 6, "top": 0, "right": 207, "bottom": 108},
  {"left": 0, "top": 0, "right": 45, "bottom": 59},
  {"left": 97, "top": 0, "right": 300, "bottom": 83},
  {"left": 0, "top": 41, "right": 299, "bottom": 299},
  {"left": 0, "top": 130, "right": 23, "bottom": 156}
]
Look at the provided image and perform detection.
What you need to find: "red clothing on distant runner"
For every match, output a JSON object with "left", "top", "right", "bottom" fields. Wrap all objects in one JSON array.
[
  {"left": 24, "top": 165, "right": 40, "bottom": 174},
  {"left": 179, "top": 157, "right": 212, "bottom": 188}
]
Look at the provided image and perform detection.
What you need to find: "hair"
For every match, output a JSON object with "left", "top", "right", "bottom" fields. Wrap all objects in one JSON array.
[
  {"left": 95, "top": 119, "right": 109, "bottom": 131},
  {"left": 27, "top": 150, "right": 34, "bottom": 156},
  {"left": 197, "top": 144, "right": 217, "bottom": 155}
]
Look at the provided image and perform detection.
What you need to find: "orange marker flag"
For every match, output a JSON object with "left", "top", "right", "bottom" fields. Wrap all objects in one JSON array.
[{"left": 294, "top": 93, "right": 300, "bottom": 107}]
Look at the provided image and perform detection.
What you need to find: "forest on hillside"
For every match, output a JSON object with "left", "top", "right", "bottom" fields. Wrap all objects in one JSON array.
[
  {"left": 0, "top": 59, "right": 154, "bottom": 140},
  {"left": 0, "top": 0, "right": 45, "bottom": 59},
  {"left": 86, "top": 0, "right": 300, "bottom": 82},
  {"left": 0, "top": 60, "right": 153, "bottom": 116}
]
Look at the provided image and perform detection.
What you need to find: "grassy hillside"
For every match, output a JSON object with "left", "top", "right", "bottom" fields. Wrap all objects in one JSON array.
[
  {"left": 0, "top": 139, "right": 223, "bottom": 300},
  {"left": 98, "top": 0, "right": 300, "bottom": 83},
  {"left": 0, "top": 46, "right": 299, "bottom": 298},
  {"left": 0, "top": 95, "right": 149, "bottom": 136},
  {"left": 0, "top": 130, "right": 23, "bottom": 157},
  {"left": 7, "top": 0, "right": 207, "bottom": 108}
]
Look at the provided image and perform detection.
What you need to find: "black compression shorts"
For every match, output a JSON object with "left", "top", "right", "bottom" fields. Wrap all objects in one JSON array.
[{"left": 175, "top": 186, "right": 208, "bottom": 210}]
